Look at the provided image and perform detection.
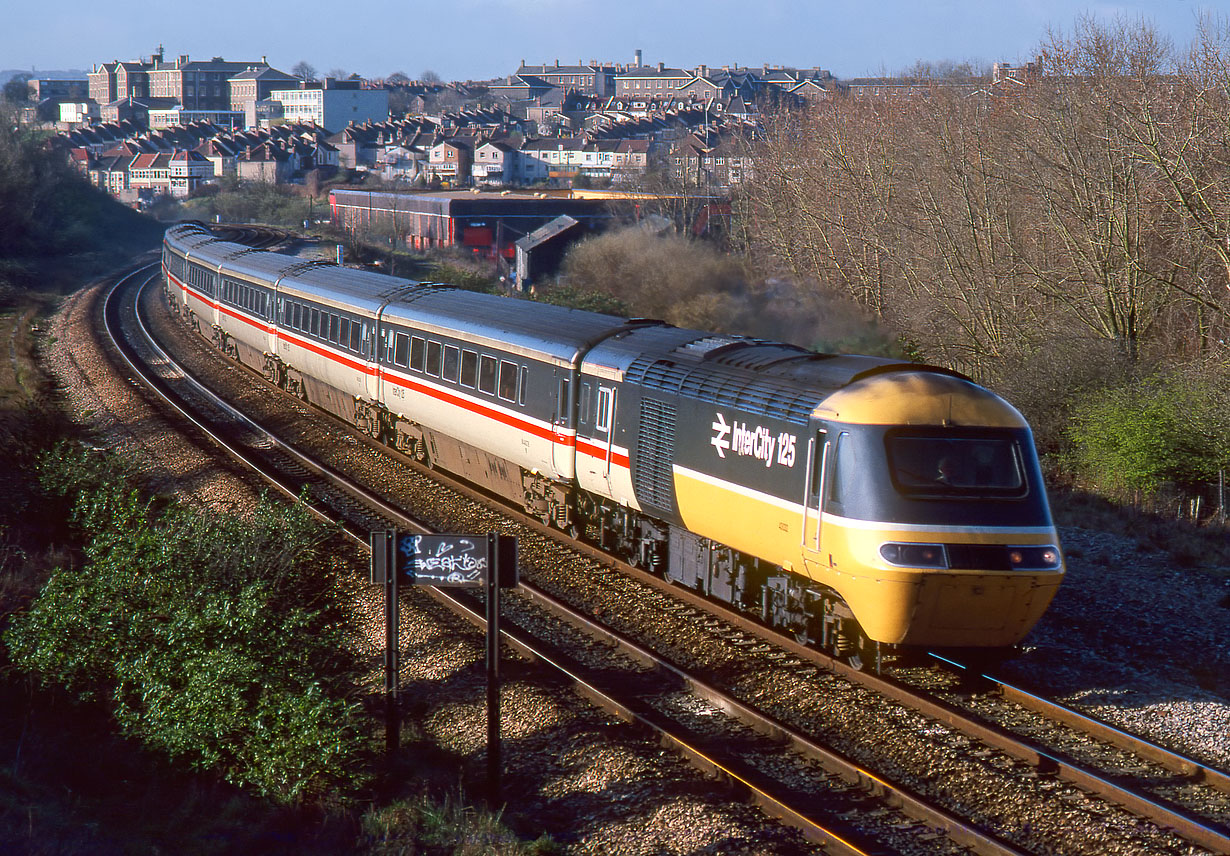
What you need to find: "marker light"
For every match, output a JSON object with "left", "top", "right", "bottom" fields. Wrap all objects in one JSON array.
[
  {"left": 880, "top": 543, "right": 949, "bottom": 569},
  {"left": 1007, "top": 546, "right": 1062, "bottom": 570}
]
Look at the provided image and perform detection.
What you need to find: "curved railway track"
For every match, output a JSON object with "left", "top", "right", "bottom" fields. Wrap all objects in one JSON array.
[{"left": 91, "top": 250, "right": 1230, "bottom": 856}]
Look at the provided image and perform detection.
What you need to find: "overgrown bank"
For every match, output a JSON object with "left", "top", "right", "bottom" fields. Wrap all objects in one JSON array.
[{"left": 0, "top": 307, "right": 550, "bottom": 854}]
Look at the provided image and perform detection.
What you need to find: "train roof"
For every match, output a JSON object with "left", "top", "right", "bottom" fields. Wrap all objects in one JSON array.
[
  {"left": 278, "top": 264, "right": 432, "bottom": 315},
  {"left": 164, "top": 227, "right": 979, "bottom": 410},
  {"left": 165, "top": 223, "right": 222, "bottom": 255},
  {"left": 381, "top": 290, "right": 644, "bottom": 367},
  {"left": 166, "top": 225, "right": 301, "bottom": 283},
  {"left": 583, "top": 326, "right": 967, "bottom": 425}
]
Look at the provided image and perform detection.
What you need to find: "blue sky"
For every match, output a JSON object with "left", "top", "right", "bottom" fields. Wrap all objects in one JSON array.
[{"left": 5, "top": 0, "right": 1224, "bottom": 81}]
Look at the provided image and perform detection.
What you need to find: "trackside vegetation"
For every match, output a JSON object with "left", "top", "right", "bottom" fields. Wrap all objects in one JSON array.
[{"left": 5, "top": 445, "right": 372, "bottom": 804}]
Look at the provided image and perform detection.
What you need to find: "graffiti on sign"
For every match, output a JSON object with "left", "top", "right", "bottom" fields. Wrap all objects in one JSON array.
[{"left": 398, "top": 534, "right": 488, "bottom": 586}]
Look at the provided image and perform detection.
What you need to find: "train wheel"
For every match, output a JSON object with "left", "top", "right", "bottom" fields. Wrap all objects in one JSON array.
[{"left": 845, "top": 631, "right": 880, "bottom": 673}]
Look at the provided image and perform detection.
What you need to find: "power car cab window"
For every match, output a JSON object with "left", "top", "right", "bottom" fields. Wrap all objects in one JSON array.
[{"left": 887, "top": 433, "right": 1026, "bottom": 497}]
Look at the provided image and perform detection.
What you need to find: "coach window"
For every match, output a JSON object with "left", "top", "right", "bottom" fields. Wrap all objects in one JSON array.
[
  {"left": 393, "top": 332, "right": 409, "bottom": 367},
  {"left": 292, "top": 302, "right": 302, "bottom": 330},
  {"left": 460, "top": 349, "right": 478, "bottom": 387},
  {"left": 498, "top": 360, "right": 517, "bottom": 401},
  {"left": 329, "top": 314, "right": 340, "bottom": 343},
  {"left": 425, "top": 341, "right": 442, "bottom": 376},
  {"left": 310, "top": 307, "right": 320, "bottom": 337},
  {"left": 339, "top": 318, "right": 351, "bottom": 350},
  {"left": 518, "top": 366, "right": 528, "bottom": 406},
  {"left": 410, "top": 337, "right": 425, "bottom": 372},
  {"left": 479, "top": 355, "right": 497, "bottom": 395},
  {"left": 443, "top": 345, "right": 459, "bottom": 382},
  {"left": 350, "top": 321, "right": 362, "bottom": 353}
]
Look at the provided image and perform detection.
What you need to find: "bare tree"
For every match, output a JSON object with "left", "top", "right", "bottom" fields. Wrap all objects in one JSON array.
[
  {"left": 291, "top": 61, "right": 316, "bottom": 81},
  {"left": 744, "top": 15, "right": 1230, "bottom": 383}
]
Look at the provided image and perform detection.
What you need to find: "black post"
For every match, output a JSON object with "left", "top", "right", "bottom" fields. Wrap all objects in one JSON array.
[
  {"left": 485, "top": 532, "right": 501, "bottom": 802},
  {"left": 384, "top": 531, "right": 400, "bottom": 753}
]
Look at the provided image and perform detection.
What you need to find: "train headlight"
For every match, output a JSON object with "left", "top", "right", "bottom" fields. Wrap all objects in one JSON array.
[
  {"left": 880, "top": 543, "right": 949, "bottom": 569},
  {"left": 1007, "top": 546, "right": 1063, "bottom": 570}
]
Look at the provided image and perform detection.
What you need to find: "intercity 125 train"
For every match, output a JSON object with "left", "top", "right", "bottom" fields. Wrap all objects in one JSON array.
[{"left": 163, "top": 223, "right": 1064, "bottom": 667}]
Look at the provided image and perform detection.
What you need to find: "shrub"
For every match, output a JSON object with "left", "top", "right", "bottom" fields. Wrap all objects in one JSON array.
[
  {"left": 1066, "top": 370, "right": 1230, "bottom": 500},
  {"left": 5, "top": 445, "right": 370, "bottom": 803}
]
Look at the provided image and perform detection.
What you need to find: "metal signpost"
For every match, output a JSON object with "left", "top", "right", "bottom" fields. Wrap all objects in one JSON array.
[{"left": 371, "top": 530, "right": 519, "bottom": 801}]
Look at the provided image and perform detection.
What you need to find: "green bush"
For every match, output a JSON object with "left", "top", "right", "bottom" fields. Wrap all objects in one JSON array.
[
  {"left": 5, "top": 445, "right": 370, "bottom": 804},
  {"left": 1067, "top": 371, "right": 1230, "bottom": 499}
]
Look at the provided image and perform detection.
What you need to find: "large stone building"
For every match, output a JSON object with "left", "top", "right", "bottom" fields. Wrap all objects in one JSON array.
[
  {"left": 89, "top": 48, "right": 271, "bottom": 127},
  {"left": 149, "top": 54, "right": 265, "bottom": 112}
]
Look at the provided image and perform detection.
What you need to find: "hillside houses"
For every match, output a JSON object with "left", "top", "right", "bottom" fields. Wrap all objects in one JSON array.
[
  {"left": 51, "top": 46, "right": 1046, "bottom": 206},
  {"left": 60, "top": 120, "right": 339, "bottom": 203}
]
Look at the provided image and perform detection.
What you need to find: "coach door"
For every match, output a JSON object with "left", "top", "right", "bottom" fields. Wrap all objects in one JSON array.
[
  {"left": 551, "top": 370, "right": 574, "bottom": 478},
  {"left": 801, "top": 427, "right": 829, "bottom": 571},
  {"left": 593, "top": 385, "right": 617, "bottom": 492}
]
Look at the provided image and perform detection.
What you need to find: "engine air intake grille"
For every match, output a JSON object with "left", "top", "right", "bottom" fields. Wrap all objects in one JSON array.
[{"left": 636, "top": 398, "right": 677, "bottom": 514}]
